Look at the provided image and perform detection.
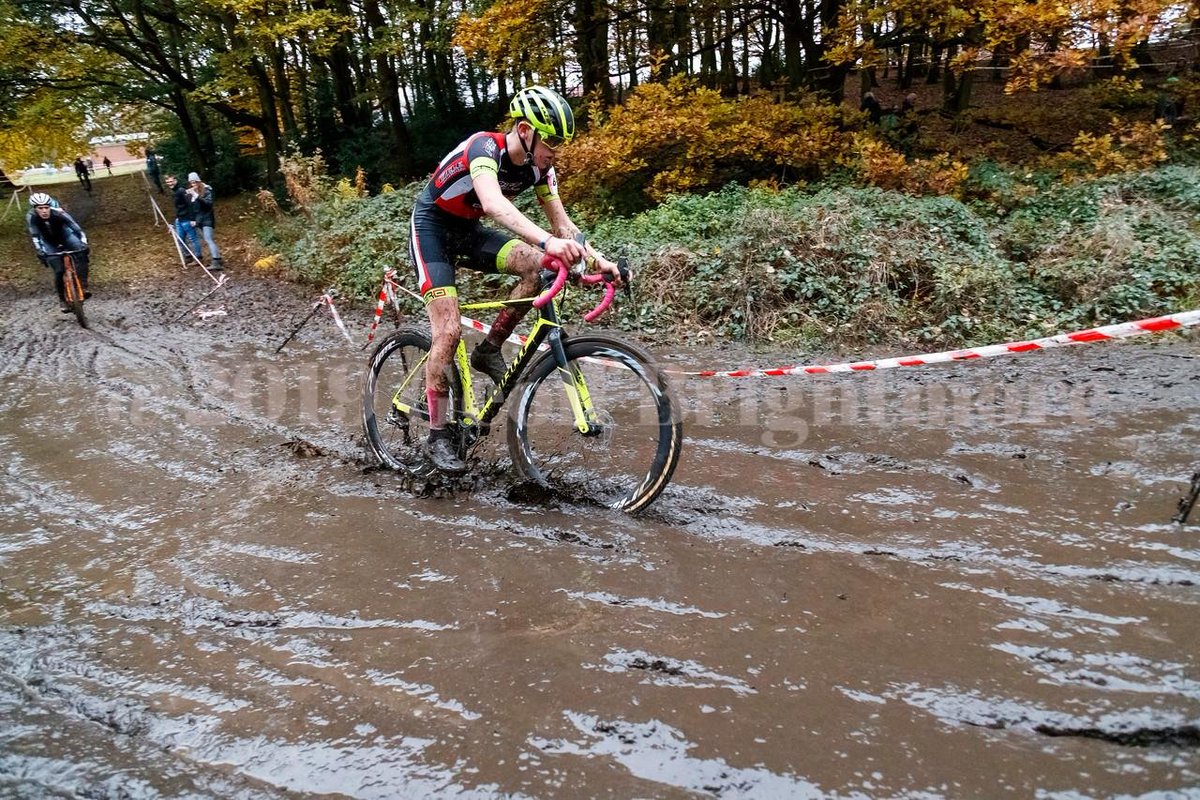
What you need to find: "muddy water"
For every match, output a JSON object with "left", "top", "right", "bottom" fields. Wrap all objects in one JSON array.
[{"left": 1, "top": 279, "right": 1198, "bottom": 798}]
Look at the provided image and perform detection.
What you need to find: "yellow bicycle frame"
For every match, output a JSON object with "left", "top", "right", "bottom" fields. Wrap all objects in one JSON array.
[{"left": 390, "top": 293, "right": 599, "bottom": 434}]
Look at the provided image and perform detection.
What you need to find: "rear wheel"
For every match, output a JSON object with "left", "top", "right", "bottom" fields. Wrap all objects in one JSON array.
[
  {"left": 362, "top": 325, "right": 462, "bottom": 473},
  {"left": 507, "top": 334, "right": 682, "bottom": 513}
]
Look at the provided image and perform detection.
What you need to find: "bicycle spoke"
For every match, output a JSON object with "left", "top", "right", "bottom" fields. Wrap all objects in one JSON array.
[
  {"left": 363, "top": 327, "right": 454, "bottom": 474},
  {"left": 509, "top": 337, "right": 681, "bottom": 512}
]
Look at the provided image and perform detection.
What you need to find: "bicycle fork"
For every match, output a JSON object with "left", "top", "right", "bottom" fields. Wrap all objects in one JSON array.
[{"left": 547, "top": 331, "right": 602, "bottom": 436}]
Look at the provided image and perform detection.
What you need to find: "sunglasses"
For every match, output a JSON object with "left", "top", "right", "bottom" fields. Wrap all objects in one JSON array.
[{"left": 539, "top": 133, "right": 567, "bottom": 150}]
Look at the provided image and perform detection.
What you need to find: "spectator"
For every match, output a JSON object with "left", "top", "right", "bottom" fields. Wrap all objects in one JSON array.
[
  {"left": 145, "top": 147, "right": 163, "bottom": 193},
  {"left": 102, "top": 156, "right": 112, "bottom": 175},
  {"left": 85, "top": 157, "right": 95, "bottom": 175},
  {"left": 73, "top": 158, "right": 92, "bottom": 191},
  {"left": 165, "top": 174, "right": 203, "bottom": 264},
  {"left": 860, "top": 91, "right": 884, "bottom": 125},
  {"left": 899, "top": 92, "right": 920, "bottom": 142},
  {"left": 1155, "top": 77, "right": 1184, "bottom": 127},
  {"left": 186, "top": 171, "right": 223, "bottom": 271}
]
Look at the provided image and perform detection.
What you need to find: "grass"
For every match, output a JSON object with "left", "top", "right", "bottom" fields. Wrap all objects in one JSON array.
[{"left": 12, "top": 160, "right": 149, "bottom": 187}]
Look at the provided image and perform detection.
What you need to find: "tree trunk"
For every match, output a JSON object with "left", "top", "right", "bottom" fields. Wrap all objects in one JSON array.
[
  {"left": 673, "top": 0, "right": 691, "bottom": 76},
  {"left": 271, "top": 40, "right": 300, "bottom": 144},
  {"left": 700, "top": 10, "right": 718, "bottom": 88},
  {"left": 942, "top": 23, "right": 983, "bottom": 115},
  {"left": 311, "top": 0, "right": 367, "bottom": 130},
  {"left": 647, "top": 0, "right": 674, "bottom": 81},
  {"left": 781, "top": 0, "right": 804, "bottom": 94},
  {"left": 363, "top": 0, "right": 413, "bottom": 177},
  {"left": 169, "top": 88, "right": 206, "bottom": 173},
  {"left": 624, "top": 17, "right": 640, "bottom": 91},
  {"left": 721, "top": 4, "right": 737, "bottom": 96},
  {"left": 740, "top": 3, "right": 751, "bottom": 93},
  {"left": 803, "top": 0, "right": 850, "bottom": 103},
  {"left": 575, "top": 0, "right": 614, "bottom": 105},
  {"left": 901, "top": 43, "right": 919, "bottom": 88}
]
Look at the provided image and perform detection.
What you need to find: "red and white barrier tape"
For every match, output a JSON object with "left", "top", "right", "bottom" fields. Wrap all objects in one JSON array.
[
  {"left": 684, "top": 310, "right": 1200, "bottom": 378},
  {"left": 365, "top": 268, "right": 404, "bottom": 346},
  {"left": 402, "top": 282, "right": 1199, "bottom": 378},
  {"left": 316, "top": 294, "right": 356, "bottom": 346},
  {"left": 194, "top": 305, "right": 227, "bottom": 320}
]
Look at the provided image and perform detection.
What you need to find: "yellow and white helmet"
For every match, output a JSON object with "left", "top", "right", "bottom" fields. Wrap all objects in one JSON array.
[{"left": 509, "top": 86, "right": 575, "bottom": 146}]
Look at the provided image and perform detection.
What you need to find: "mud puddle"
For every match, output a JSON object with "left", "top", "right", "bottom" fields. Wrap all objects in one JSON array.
[{"left": 1, "top": 276, "right": 1198, "bottom": 797}]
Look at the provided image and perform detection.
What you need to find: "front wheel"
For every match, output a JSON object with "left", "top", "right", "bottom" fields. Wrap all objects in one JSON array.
[
  {"left": 507, "top": 334, "right": 682, "bottom": 513},
  {"left": 64, "top": 263, "right": 87, "bottom": 329},
  {"left": 362, "top": 325, "right": 462, "bottom": 474}
]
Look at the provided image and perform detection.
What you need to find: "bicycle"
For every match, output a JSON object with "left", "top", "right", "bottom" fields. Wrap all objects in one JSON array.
[
  {"left": 51, "top": 248, "right": 89, "bottom": 329},
  {"left": 362, "top": 256, "right": 683, "bottom": 513}
]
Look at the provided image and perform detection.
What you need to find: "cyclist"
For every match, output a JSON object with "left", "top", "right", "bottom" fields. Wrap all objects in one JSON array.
[
  {"left": 26, "top": 192, "right": 91, "bottom": 311},
  {"left": 73, "top": 157, "right": 92, "bottom": 191},
  {"left": 410, "top": 85, "right": 624, "bottom": 474}
]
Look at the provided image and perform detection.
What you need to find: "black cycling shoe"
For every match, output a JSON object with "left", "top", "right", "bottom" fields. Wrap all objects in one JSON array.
[
  {"left": 425, "top": 434, "right": 467, "bottom": 475},
  {"left": 470, "top": 342, "right": 507, "bottom": 386},
  {"left": 83, "top": 291, "right": 92, "bottom": 300},
  {"left": 60, "top": 305, "right": 73, "bottom": 314}
]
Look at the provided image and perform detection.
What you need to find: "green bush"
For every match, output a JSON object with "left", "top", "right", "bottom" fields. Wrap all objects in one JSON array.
[
  {"left": 261, "top": 166, "right": 1200, "bottom": 348},
  {"left": 999, "top": 166, "right": 1200, "bottom": 325},
  {"left": 272, "top": 181, "right": 422, "bottom": 300},
  {"left": 591, "top": 184, "right": 1021, "bottom": 344}
]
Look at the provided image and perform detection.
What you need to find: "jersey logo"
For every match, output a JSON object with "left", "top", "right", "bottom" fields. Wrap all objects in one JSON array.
[
  {"left": 498, "top": 179, "right": 527, "bottom": 196},
  {"left": 435, "top": 159, "right": 466, "bottom": 188}
]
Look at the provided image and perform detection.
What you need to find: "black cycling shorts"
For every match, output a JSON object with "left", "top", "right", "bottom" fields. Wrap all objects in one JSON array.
[{"left": 409, "top": 201, "right": 518, "bottom": 301}]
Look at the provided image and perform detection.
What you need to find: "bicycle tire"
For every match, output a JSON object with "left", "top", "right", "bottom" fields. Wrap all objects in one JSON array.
[
  {"left": 64, "top": 260, "right": 88, "bottom": 329},
  {"left": 362, "top": 324, "right": 462, "bottom": 474},
  {"left": 507, "top": 334, "right": 682, "bottom": 513}
]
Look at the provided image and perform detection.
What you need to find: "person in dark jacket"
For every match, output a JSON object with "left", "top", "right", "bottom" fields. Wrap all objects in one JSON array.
[
  {"left": 165, "top": 174, "right": 203, "bottom": 263},
  {"left": 860, "top": 91, "right": 884, "bottom": 125},
  {"left": 73, "top": 157, "right": 91, "bottom": 191},
  {"left": 145, "top": 147, "right": 164, "bottom": 193},
  {"left": 26, "top": 191, "right": 91, "bottom": 311},
  {"left": 186, "top": 171, "right": 223, "bottom": 270}
]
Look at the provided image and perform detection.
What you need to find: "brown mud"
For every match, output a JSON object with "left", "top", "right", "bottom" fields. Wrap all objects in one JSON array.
[{"left": 2, "top": 176, "right": 1199, "bottom": 797}]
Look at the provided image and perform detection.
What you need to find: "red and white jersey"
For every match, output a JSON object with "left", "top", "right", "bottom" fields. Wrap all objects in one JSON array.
[{"left": 419, "top": 131, "right": 558, "bottom": 219}]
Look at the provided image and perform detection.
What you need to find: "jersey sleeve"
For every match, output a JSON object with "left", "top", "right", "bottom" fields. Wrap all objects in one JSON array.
[
  {"left": 26, "top": 213, "right": 44, "bottom": 252},
  {"left": 59, "top": 210, "right": 84, "bottom": 236},
  {"left": 467, "top": 134, "right": 502, "bottom": 180},
  {"left": 534, "top": 167, "right": 560, "bottom": 203}
]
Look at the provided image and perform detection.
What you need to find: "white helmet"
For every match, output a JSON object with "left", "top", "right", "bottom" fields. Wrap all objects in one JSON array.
[{"left": 29, "top": 192, "right": 53, "bottom": 207}]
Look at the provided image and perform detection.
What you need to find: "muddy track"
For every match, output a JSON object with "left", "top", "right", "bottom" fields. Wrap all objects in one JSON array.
[{"left": 1, "top": 256, "right": 1199, "bottom": 797}]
